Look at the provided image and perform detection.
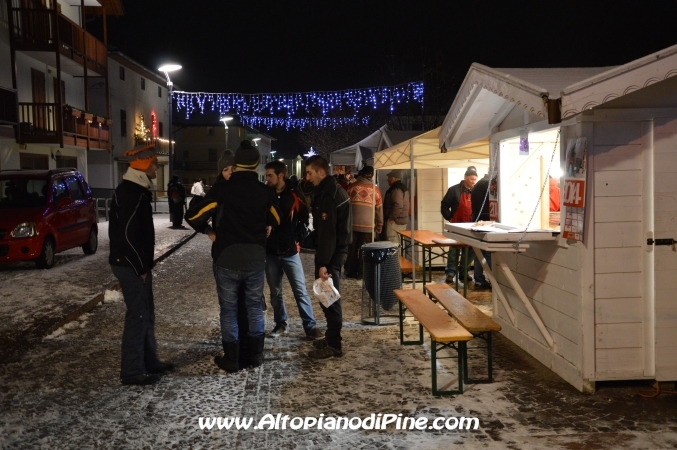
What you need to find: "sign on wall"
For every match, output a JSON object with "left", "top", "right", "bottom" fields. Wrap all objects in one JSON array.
[{"left": 562, "top": 137, "right": 588, "bottom": 241}]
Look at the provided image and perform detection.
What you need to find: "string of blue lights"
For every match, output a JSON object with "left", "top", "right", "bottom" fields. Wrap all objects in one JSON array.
[{"left": 172, "top": 82, "right": 423, "bottom": 129}]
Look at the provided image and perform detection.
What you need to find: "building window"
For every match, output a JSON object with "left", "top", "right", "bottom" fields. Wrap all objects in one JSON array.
[
  {"left": 19, "top": 153, "right": 48, "bottom": 170},
  {"left": 183, "top": 150, "right": 189, "bottom": 159},
  {"left": 119, "top": 67, "right": 125, "bottom": 80},
  {"left": 208, "top": 148, "right": 217, "bottom": 162},
  {"left": 207, "top": 128, "right": 214, "bottom": 136},
  {"left": 158, "top": 122, "right": 163, "bottom": 137},
  {"left": 158, "top": 86, "right": 162, "bottom": 97},
  {"left": 56, "top": 156, "right": 77, "bottom": 169},
  {"left": 141, "top": 78, "right": 145, "bottom": 90},
  {"left": 120, "top": 109, "right": 127, "bottom": 137}
]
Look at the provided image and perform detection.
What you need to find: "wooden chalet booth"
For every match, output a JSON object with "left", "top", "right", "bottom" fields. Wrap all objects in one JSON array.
[{"left": 439, "top": 44, "right": 677, "bottom": 392}]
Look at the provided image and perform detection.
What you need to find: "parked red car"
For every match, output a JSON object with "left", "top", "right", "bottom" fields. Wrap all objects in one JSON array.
[{"left": 0, "top": 169, "right": 98, "bottom": 269}]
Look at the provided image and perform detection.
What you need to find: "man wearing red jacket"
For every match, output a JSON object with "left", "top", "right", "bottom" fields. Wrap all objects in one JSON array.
[{"left": 440, "top": 166, "right": 477, "bottom": 284}]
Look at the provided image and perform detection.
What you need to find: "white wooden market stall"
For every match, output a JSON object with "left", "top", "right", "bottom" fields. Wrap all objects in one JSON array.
[{"left": 439, "top": 43, "right": 677, "bottom": 392}]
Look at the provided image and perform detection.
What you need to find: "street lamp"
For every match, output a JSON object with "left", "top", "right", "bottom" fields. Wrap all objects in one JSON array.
[
  {"left": 220, "top": 116, "right": 233, "bottom": 151},
  {"left": 158, "top": 63, "right": 181, "bottom": 177},
  {"left": 252, "top": 137, "right": 261, "bottom": 147},
  {"left": 270, "top": 150, "right": 277, "bottom": 160}
]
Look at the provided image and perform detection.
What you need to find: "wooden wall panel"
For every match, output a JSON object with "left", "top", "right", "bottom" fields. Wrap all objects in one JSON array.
[
  {"left": 595, "top": 272, "right": 642, "bottom": 299},
  {"left": 594, "top": 145, "right": 643, "bottom": 171},
  {"left": 593, "top": 170, "right": 642, "bottom": 197},
  {"left": 595, "top": 323, "right": 643, "bottom": 349},
  {"left": 593, "top": 122, "right": 642, "bottom": 146},
  {"left": 595, "top": 297, "right": 643, "bottom": 324},
  {"left": 594, "top": 222, "right": 642, "bottom": 248},
  {"left": 594, "top": 248, "right": 643, "bottom": 274},
  {"left": 594, "top": 196, "right": 642, "bottom": 223},
  {"left": 596, "top": 348, "right": 643, "bottom": 374}
]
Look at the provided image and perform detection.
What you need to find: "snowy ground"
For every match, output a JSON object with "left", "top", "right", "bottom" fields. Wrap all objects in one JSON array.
[
  {"left": 1, "top": 236, "right": 676, "bottom": 449},
  {"left": 0, "top": 215, "right": 194, "bottom": 363}
]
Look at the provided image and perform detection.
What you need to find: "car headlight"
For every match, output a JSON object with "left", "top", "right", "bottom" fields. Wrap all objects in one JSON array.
[{"left": 11, "top": 222, "right": 36, "bottom": 238}]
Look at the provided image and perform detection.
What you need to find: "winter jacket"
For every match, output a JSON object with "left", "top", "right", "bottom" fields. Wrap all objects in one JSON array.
[
  {"left": 266, "top": 180, "right": 310, "bottom": 257},
  {"left": 167, "top": 180, "right": 186, "bottom": 207},
  {"left": 346, "top": 176, "right": 383, "bottom": 233},
  {"left": 383, "top": 181, "right": 409, "bottom": 225},
  {"left": 310, "top": 175, "right": 352, "bottom": 267},
  {"left": 471, "top": 177, "right": 490, "bottom": 222},
  {"left": 441, "top": 180, "right": 472, "bottom": 222},
  {"left": 109, "top": 169, "right": 155, "bottom": 276},
  {"left": 185, "top": 170, "right": 281, "bottom": 271}
]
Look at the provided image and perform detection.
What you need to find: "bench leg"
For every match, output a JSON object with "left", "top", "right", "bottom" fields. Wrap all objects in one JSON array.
[
  {"left": 431, "top": 339, "right": 465, "bottom": 396},
  {"left": 463, "top": 332, "right": 494, "bottom": 384},
  {"left": 399, "top": 300, "right": 423, "bottom": 346}
]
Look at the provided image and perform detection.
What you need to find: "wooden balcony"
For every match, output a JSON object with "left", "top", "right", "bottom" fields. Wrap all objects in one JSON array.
[
  {"left": 18, "top": 103, "right": 110, "bottom": 150},
  {"left": 10, "top": 3, "right": 107, "bottom": 76}
]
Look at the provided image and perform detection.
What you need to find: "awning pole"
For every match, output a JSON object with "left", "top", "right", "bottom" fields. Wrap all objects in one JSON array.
[{"left": 410, "top": 139, "right": 416, "bottom": 289}]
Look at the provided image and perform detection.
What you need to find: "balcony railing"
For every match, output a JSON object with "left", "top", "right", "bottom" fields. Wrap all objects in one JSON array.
[
  {"left": 0, "top": 86, "right": 19, "bottom": 126},
  {"left": 18, "top": 103, "right": 110, "bottom": 150},
  {"left": 10, "top": 2, "right": 107, "bottom": 75}
]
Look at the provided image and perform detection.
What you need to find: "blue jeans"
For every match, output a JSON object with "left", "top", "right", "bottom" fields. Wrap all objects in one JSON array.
[
  {"left": 445, "top": 248, "right": 472, "bottom": 277},
  {"left": 265, "top": 253, "right": 316, "bottom": 332},
  {"left": 214, "top": 266, "right": 265, "bottom": 343},
  {"left": 474, "top": 251, "right": 492, "bottom": 284}
]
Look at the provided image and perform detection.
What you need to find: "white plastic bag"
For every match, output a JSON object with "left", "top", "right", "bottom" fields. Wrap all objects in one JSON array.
[{"left": 313, "top": 277, "right": 341, "bottom": 308}]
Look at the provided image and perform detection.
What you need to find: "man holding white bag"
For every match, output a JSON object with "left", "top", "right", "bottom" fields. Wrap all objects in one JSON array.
[{"left": 305, "top": 155, "right": 352, "bottom": 359}]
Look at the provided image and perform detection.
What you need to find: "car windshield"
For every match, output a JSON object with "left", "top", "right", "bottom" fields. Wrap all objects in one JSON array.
[{"left": 0, "top": 178, "right": 48, "bottom": 208}]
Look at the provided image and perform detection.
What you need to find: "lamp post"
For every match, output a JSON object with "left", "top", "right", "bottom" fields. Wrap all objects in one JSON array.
[
  {"left": 220, "top": 116, "right": 233, "bottom": 151},
  {"left": 158, "top": 64, "right": 181, "bottom": 177}
]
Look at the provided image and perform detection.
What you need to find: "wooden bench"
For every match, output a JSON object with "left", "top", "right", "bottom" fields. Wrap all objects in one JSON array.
[
  {"left": 394, "top": 289, "right": 473, "bottom": 396},
  {"left": 426, "top": 283, "right": 501, "bottom": 384},
  {"left": 398, "top": 256, "right": 421, "bottom": 282}
]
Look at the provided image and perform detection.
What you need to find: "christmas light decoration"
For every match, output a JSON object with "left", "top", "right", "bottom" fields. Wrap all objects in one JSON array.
[
  {"left": 172, "top": 82, "right": 424, "bottom": 129},
  {"left": 304, "top": 147, "right": 318, "bottom": 158}
]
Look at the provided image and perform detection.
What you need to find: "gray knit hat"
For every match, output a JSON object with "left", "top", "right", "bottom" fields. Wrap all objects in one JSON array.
[
  {"left": 217, "top": 149, "right": 235, "bottom": 173},
  {"left": 234, "top": 140, "right": 260, "bottom": 170}
]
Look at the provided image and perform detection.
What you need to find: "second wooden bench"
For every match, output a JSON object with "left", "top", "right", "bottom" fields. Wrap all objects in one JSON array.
[
  {"left": 394, "top": 288, "right": 472, "bottom": 395},
  {"left": 425, "top": 283, "right": 501, "bottom": 384}
]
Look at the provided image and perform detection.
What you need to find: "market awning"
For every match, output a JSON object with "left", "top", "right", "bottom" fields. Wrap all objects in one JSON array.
[{"left": 373, "top": 127, "right": 490, "bottom": 170}]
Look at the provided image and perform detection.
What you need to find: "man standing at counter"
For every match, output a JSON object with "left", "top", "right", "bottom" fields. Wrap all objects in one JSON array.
[{"left": 440, "top": 166, "right": 477, "bottom": 285}]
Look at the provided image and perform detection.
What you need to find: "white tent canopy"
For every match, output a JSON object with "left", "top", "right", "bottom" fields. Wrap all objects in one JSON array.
[
  {"left": 330, "top": 125, "right": 386, "bottom": 167},
  {"left": 373, "top": 127, "right": 490, "bottom": 170}
]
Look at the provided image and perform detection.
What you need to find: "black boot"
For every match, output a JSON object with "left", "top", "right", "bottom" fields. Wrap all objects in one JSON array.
[
  {"left": 239, "top": 337, "right": 251, "bottom": 368},
  {"left": 248, "top": 335, "right": 265, "bottom": 368},
  {"left": 214, "top": 341, "right": 240, "bottom": 373}
]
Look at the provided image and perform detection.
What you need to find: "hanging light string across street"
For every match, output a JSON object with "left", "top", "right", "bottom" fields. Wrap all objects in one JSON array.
[{"left": 171, "top": 81, "right": 424, "bottom": 128}]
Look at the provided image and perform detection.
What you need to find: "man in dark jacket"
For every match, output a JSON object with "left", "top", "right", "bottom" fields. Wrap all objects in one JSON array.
[
  {"left": 186, "top": 140, "right": 281, "bottom": 373},
  {"left": 264, "top": 161, "right": 321, "bottom": 339},
  {"left": 167, "top": 175, "right": 186, "bottom": 229},
  {"left": 305, "top": 155, "right": 352, "bottom": 358},
  {"left": 109, "top": 144, "right": 173, "bottom": 385},
  {"left": 441, "top": 166, "right": 478, "bottom": 284},
  {"left": 470, "top": 174, "right": 493, "bottom": 290}
]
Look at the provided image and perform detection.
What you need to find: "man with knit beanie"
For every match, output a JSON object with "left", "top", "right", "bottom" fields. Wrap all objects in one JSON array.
[
  {"left": 186, "top": 140, "right": 281, "bottom": 373},
  {"left": 109, "top": 144, "right": 173, "bottom": 385}
]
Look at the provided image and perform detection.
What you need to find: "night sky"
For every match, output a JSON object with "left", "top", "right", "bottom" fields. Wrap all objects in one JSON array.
[{"left": 88, "top": 0, "right": 677, "bottom": 156}]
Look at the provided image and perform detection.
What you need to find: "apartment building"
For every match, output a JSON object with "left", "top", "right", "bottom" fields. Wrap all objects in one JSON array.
[{"left": 0, "top": 0, "right": 123, "bottom": 180}]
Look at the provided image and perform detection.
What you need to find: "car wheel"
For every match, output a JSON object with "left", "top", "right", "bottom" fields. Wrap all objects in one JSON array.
[
  {"left": 36, "top": 236, "right": 55, "bottom": 269},
  {"left": 82, "top": 227, "right": 98, "bottom": 255}
]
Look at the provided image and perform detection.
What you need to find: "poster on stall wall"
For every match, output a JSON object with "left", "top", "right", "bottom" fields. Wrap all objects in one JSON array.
[
  {"left": 519, "top": 131, "right": 530, "bottom": 156},
  {"left": 489, "top": 176, "right": 499, "bottom": 221},
  {"left": 562, "top": 137, "right": 588, "bottom": 241}
]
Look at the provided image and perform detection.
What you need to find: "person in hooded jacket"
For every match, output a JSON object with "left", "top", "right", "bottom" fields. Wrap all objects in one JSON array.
[
  {"left": 109, "top": 144, "right": 173, "bottom": 385},
  {"left": 186, "top": 140, "right": 281, "bottom": 373},
  {"left": 167, "top": 175, "right": 186, "bottom": 228}
]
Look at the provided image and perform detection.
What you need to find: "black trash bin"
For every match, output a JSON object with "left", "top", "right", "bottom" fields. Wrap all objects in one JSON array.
[{"left": 361, "top": 242, "right": 402, "bottom": 325}]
